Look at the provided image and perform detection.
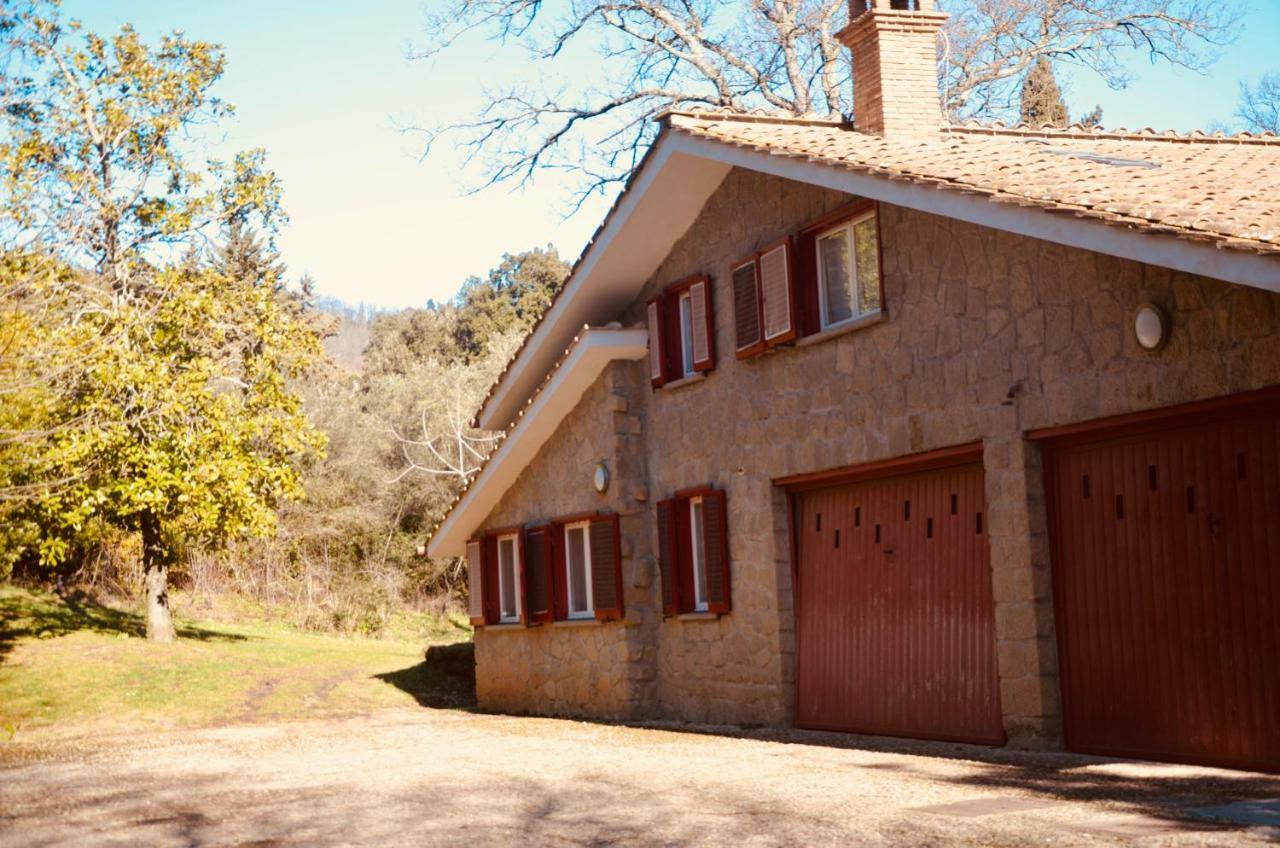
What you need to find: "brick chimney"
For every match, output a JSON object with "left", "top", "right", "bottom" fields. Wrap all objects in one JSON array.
[{"left": 836, "top": 0, "right": 948, "bottom": 136}]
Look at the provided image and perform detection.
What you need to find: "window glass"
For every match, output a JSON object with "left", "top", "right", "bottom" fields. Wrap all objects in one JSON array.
[
  {"left": 854, "top": 214, "right": 881, "bottom": 314},
  {"left": 498, "top": 536, "right": 519, "bottom": 622},
  {"left": 691, "top": 497, "right": 708, "bottom": 611},
  {"left": 679, "top": 292, "right": 695, "bottom": 376},
  {"left": 818, "top": 228, "right": 854, "bottom": 326},
  {"left": 566, "top": 524, "right": 592, "bottom": 617}
]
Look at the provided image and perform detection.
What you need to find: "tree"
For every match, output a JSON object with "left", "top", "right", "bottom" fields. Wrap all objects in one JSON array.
[
  {"left": 214, "top": 219, "right": 287, "bottom": 287},
  {"left": 0, "top": 2, "right": 322, "bottom": 640},
  {"left": 415, "top": 0, "right": 1238, "bottom": 201},
  {"left": 1237, "top": 73, "right": 1280, "bottom": 134},
  {"left": 1019, "top": 58, "right": 1068, "bottom": 126}
]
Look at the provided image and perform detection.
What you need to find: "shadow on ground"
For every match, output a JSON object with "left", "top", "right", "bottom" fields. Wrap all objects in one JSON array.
[
  {"left": 374, "top": 641, "right": 476, "bottom": 710},
  {"left": 0, "top": 589, "right": 247, "bottom": 663}
]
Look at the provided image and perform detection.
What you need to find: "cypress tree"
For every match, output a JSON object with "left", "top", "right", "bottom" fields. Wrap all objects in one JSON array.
[{"left": 1020, "top": 58, "right": 1069, "bottom": 127}]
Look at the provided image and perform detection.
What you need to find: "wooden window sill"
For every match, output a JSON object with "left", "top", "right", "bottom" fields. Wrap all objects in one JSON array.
[
  {"left": 675, "top": 612, "right": 722, "bottom": 622},
  {"left": 796, "top": 311, "right": 885, "bottom": 347},
  {"left": 662, "top": 372, "right": 707, "bottom": 392}
]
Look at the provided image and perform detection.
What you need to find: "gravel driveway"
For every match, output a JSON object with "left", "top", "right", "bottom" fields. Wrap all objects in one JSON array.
[{"left": 2, "top": 709, "right": 1277, "bottom": 846}]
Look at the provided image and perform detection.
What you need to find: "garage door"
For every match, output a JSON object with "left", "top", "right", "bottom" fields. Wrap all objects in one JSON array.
[
  {"left": 791, "top": 449, "right": 1005, "bottom": 745},
  {"left": 1043, "top": 398, "right": 1280, "bottom": 772}
]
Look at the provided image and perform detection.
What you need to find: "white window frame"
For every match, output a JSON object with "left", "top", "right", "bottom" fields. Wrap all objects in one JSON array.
[
  {"left": 815, "top": 210, "right": 880, "bottom": 331},
  {"left": 564, "top": 520, "right": 595, "bottom": 619},
  {"left": 678, "top": 289, "right": 696, "bottom": 377},
  {"left": 689, "top": 496, "right": 709, "bottom": 612},
  {"left": 496, "top": 532, "right": 522, "bottom": 624}
]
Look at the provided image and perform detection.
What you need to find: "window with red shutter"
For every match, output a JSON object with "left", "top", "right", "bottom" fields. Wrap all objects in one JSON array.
[
  {"left": 466, "top": 539, "right": 485, "bottom": 626},
  {"left": 758, "top": 239, "right": 796, "bottom": 345},
  {"left": 657, "top": 498, "right": 681, "bottom": 616},
  {"left": 731, "top": 258, "right": 764, "bottom": 357},
  {"left": 657, "top": 487, "right": 732, "bottom": 617},
  {"left": 524, "top": 526, "right": 553, "bottom": 624},
  {"left": 651, "top": 276, "right": 716, "bottom": 385},
  {"left": 589, "top": 515, "right": 624, "bottom": 620},
  {"left": 549, "top": 521, "right": 569, "bottom": 621},
  {"left": 689, "top": 277, "right": 715, "bottom": 372},
  {"left": 482, "top": 535, "right": 501, "bottom": 625}
]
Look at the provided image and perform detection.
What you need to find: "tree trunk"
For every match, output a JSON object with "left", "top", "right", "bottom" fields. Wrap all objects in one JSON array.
[{"left": 141, "top": 511, "right": 176, "bottom": 643}]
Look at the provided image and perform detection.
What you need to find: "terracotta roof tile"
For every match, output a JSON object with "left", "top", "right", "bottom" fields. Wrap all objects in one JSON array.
[{"left": 667, "top": 111, "right": 1280, "bottom": 255}]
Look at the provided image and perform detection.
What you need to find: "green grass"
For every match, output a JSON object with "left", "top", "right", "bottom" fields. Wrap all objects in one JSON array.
[{"left": 0, "top": 585, "right": 475, "bottom": 746}]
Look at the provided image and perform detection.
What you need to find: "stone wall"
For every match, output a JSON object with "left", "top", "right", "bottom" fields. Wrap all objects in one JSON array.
[
  {"left": 469, "top": 165, "right": 1280, "bottom": 748},
  {"left": 472, "top": 360, "right": 658, "bottom": 720}
]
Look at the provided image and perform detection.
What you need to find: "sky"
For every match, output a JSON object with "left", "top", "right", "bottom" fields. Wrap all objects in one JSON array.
[{"left": 63, "top": 1, "right": 1280, "bottom": 310}]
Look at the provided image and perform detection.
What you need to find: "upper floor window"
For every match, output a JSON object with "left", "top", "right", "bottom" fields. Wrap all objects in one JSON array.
[
  {"left": 816, "top": 211, "right": 881, "bottom": 329},
  {"left": 496, "top": 532, "right": 522, "bottom": 623},
  {"left": 647, "top": 275, "right": 715, "bottom": 387}
]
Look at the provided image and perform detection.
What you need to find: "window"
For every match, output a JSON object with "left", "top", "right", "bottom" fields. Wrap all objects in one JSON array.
[
  {"left": 689, "top": 496, "right": 709, "bottom": 612},
  {"left": 816, "top": 211, "right": 881, "bottom": 329},
  {"left": 465, "top": 513, "right": 624, "bottom": 627},
  {"left": 731, "top": 201, "right": 882, "bottom": 355},
  {"left": 647, "top": 275, "right": 715, "bottom": 386},
  {"left": 564, "top": 520, "right": 594, "bottom": 618},
  {"left": 497, "top": 532, "right": 521, "bottom": 623},
  {"left": 657, "top": 488, "right": 731, "bottom": 616}
]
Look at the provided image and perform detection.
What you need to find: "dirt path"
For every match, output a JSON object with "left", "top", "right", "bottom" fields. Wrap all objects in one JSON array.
[{"left": 1, "top": 709, "right": 1277, "bottom": 847}]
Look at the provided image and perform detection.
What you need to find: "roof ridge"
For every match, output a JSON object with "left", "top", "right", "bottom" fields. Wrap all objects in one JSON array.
[
  {"left": 661, "top": 108, "right": 848, "bottom": 129},
  {"left": 945, "top": 120, "right": 1280, "bottom": 146}
]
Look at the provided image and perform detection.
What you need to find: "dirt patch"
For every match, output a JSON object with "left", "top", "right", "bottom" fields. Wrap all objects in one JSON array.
[{"left": 2, "top": 709, "right": 1278, "bottom": 847}]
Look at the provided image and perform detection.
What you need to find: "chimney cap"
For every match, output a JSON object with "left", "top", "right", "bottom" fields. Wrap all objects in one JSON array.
[{"left": 852, "top": 0, "right": 938, "bottom": 18}]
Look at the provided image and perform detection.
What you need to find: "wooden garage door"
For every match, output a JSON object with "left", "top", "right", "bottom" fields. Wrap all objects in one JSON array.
[
  {"left": 792, "top": 453, "right": 1005, "bottom": 745},
  {"left": 1044, "top": 402, "right": 1280, "bottom": 772}
]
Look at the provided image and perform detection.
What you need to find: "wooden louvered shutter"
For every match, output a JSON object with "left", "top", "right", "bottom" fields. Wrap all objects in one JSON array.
[
  {"left": 731, "top": 259, "right": 764, "bottom": 358},
  {"left": 524, "top": 526, "right": 553, "bottom": 623},
  {"left": 549, "top": 521, "right": 569, "bottom": 621},
  {"left": 702, "top": 489, "right": 732, "bottom": 614},
  {"left": 482, "top": 535, "right": 501, "bottom": 625},
  {"left": 674, "top": 497, "right": 695, "bottom": 613},
  {"left": 466, "top": 540, "right": 485, "bottom": 626},
  {"left": 589, "top": 514, "right": 624, "bottom": 620},
  {"left": 657, "top": 499, "right": 681, "bottom": 616},
  {"left": 793, "top": 230, "right": 822, "bottom": 338},
  {"left": 689, "top": 276, "right": 715, "bottom": 372},
  {"left": 758, "top": 239, "right": 796, "bottom": 345},
  {"left": 646, "top": 297, "right": 667, "bottom": 387}
]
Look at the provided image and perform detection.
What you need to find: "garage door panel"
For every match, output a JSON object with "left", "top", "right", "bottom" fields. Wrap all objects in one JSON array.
[
  {"left": 795, "top": 462, "right": 1004, "bottom": 745},
  {"left": 1047, "top": 411, "right": 1280, "bottom": 772}
]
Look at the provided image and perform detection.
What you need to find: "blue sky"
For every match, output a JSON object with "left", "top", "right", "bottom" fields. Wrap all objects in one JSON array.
[{"left": 64, "top": 1, "right": 1279, "bottom": 309}]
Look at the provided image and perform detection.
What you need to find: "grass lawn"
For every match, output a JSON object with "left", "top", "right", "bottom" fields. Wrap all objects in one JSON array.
[{"left": 0, "top": 585, "right": 475, "bottom": 750}]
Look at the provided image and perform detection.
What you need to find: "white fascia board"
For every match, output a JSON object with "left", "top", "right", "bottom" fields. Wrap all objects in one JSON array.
[
  {"left": 428, "top": 327, "right": 649, "bottom": 559},
  {"left": 477, "top": 142, "right": 730, "bottom": 430},
  {"left": 664, "top": 132, "right": 1280, "bottom": 292}
]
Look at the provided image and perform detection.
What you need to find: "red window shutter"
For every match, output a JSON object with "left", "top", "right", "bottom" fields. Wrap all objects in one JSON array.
[
  {"left": 516, "top": 530, "right": 529, "bottom": 625},
  {"left": 689, "top": 276, "right": 715, "bottom": 372},
  {"left": 589, "top": 514, "right": 624, "bottom": 620},
  {"left": 758, "top": 239, "right": 797, "bottom": 345},
  {"left": 524, "top": 526, "right": 553, "bottom": 624},
  {"left": 674, "top": 496, "right": 695, "bottom": 614},
  {"left": 793, "top": 229, "right": 821, "bottom": 338},
  {"left": 466, "top": 540, "right": 485, "bottom": 626},
  {"left": 549, "top": 521, "right": 569, "bottom": 621},
  {"left": 731, "top": 259, "right": 764, "bottom": 358},
  {"left": 646, "top": 297, "right": 666, "bottom": 387},
  {"left": 702, "top": 489, "right": 732, "bottom": 614},
  {"left": 656, "top": 499, "right": 681, "bottom": 616},
  {"left": 482, "top": 534, "right": 501, "bottom": 625}
]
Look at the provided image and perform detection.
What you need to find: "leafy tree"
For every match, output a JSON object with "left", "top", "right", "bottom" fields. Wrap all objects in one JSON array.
[
  {"left": 415, "top": 0, "right": 1238, "bottom": 201},
  {"left": 1237, "top": 73, "right": 1280, "bottom": 133},
  {"left": 0, "top": 2, "right": 322, "bottom": 640},
  {"left": 1019, "top": 58, "right": 1069, "bottom": 126}
]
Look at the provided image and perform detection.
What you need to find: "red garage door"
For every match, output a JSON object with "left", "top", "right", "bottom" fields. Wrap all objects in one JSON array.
[
  {"left": 1041, "top": 394, "right": 1280, "bottom": 772},
  {"left": 789, "top": 447, "right": 1005, "bottom": 745}
]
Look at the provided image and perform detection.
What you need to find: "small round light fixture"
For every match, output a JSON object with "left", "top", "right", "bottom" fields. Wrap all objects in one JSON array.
[
  {"left": 593, "top": 462, "right": 610, "bottom": 494},
  {"left": 1133, "top": 303, "right": 1168, "bottom": 352}
]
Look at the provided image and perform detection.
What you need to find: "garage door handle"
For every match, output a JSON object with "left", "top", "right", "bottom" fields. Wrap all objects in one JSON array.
[{"left": 882, "top": 548, "right": 895, "bottom": 555}]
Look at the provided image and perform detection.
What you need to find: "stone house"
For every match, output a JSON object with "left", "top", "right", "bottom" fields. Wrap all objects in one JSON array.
[{"left": 427, "top": 0, "right": 1280, "bottom": 772}]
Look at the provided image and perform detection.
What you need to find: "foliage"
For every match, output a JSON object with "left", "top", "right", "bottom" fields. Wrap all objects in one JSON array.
[
  {"left": 415, "top": 0, "right": 1239, "bottom": 201},
  {"left": 1019, "top": 58, "right": 1068, "bottom": 126},
  {"left": 1237, "top": 73, "right": 1280, "bottom": 134}
]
